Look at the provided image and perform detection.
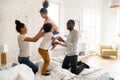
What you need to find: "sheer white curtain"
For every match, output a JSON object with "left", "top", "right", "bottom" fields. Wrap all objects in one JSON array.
[
  {"left": 83, "top": 8, "right": 101, "bottom": 53},
  {"left": 117, "top": 9, "right": 120, "bottom": 36}
]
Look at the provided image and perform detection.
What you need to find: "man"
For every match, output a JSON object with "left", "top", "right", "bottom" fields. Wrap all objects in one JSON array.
[{"left": 56, "top": 19, "right": 89, "bottom": 75}]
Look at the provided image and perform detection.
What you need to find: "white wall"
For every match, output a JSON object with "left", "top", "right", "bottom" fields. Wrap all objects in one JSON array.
[
  {"left": 0, "top": 0, "right": 45, "bottom": 63},
  {"left": 102, "top": 0, "right": 119, "bottom": 44},
  {"left": 63, "top": 0, "right": 120, "bottom": 44},
  {"left": 0, "top": 0, "right": 119, "bottom": 64},
  {"left": 63, "top": 0, "right": 103, "bottom": 35},
  {"left": 0, "top": 0, "right": 104, "bottom": 63},
  {"left": 63, "top": 0, "right": 104, "bottom": 53},
  {"left": 0, "top": 0, "right": 64, "bottom": 63}
]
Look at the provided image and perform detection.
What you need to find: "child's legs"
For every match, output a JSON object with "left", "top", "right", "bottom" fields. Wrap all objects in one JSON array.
[{"left": 38, "top": 48, "right": 50, "bottom": 75}]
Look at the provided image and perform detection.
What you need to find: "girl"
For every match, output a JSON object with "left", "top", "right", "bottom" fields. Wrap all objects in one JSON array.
[
  {"left": 38, "top": 23, "right": 58, "bottom": 76},
  {"left": 39, "top": 0, "right": 59, "bottom": 50},
  {"left": 39, "top": 0, "right": 59, "bottom": 35}
]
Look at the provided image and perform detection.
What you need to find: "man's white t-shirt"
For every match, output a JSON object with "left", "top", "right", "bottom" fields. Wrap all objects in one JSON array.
[
  {"left": 61, "top": 29, "right": 79, "bottom": 56},
  {"left": 18, "top": 35, "right": 30, "bottom": 57},
  {"left": 39, "top": 32, "right": 53, "bottom": 50}
]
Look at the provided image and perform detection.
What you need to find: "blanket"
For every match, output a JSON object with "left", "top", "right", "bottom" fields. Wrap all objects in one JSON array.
[{"left": 35, "top": 60, "right": 109, "bottom": 80}]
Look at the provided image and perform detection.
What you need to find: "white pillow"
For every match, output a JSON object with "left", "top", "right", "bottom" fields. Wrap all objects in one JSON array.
[
  {"left": 0, "top": 66, "right": 19, "bottom": 80},
  {"left": 0, "top": 64, "right": 34, "bottom": 80}
]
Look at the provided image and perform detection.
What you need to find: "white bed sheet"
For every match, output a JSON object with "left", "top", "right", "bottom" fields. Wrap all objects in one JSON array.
[{"left": 72, "top": 67, "right": 109, "bottom": 80}]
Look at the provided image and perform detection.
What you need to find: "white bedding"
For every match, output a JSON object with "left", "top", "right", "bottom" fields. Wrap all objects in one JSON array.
[
  {"left": 36, "top": 66, "right": 76, "bottom": 80},
  {"left": 0, "top": 64, "right": 34, "bottom": 80},
  {"left": 35, "top": 59, "right": 109, "bottom": 80},
  {"left": 0, "top": 58, "right": 109, "bottom": 80},
  {"left": 72, "top": 67, "right": 109, "bottom": 80}
]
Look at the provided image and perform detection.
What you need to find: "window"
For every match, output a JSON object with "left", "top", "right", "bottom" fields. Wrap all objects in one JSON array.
[
  {"left": 48, "top": 2, "right": 60, "bottom": 27},
  {"left": 117, "top": 9, "right": 120, "bottom": 37},
  {"left": 83, "top": 8, "right": 101, "bottom": 52}
]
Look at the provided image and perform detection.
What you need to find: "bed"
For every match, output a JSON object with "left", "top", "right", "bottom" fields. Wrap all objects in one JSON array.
[
  {"left": 0, "top": 56, "right": 110, "bottom": 80},
  {"left": 35, "top": 56, "right": 110, "bottom": 80}
]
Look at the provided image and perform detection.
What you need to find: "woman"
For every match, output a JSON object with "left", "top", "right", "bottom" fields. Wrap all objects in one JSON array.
[{"left": 15, "top": 20, "right": 44, "bottom": 74}]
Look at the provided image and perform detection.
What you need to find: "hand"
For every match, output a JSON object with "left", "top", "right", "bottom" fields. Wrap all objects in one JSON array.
[
  {"left": 53, "top": 41, "right": 61, "bottom": 45},
  {"left": 54, "top": 42, "right": 59, "bottom": 45},
  {"left": 58, "top": 37, "right": 65, "bottom": 42}
]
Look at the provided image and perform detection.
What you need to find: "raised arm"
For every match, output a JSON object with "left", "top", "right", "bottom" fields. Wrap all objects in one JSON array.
[
  {"left": 24, "top": 31, "right": 44, "bottom": 42},
  {"left": 39, "top": 26, "right": 44, "bottom": 32}
]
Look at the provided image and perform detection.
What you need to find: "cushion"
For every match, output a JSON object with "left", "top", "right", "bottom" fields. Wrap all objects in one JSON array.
[
  {"left": 0, "top": 68, "right": 18, "bottom": 80},
  {"left": 0, "top": 64, "right": 34, "bottom": 80},
  {"left": 100, "top": 44, "right": 112, "bottom": 49}
]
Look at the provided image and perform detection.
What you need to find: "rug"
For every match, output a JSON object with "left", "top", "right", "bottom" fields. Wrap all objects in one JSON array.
[{"left": 108, "top": 77, "right": 114, "bottom": 80}]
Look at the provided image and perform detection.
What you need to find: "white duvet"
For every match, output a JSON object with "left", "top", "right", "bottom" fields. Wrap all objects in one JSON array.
[
  {"left": 0, "top": 64, "right": 34, "bottom": 80},
  {"left": 35, "top": 60, "right": 109, "bottom": 80},
  {"left": 0, "top": 59, "right": 109, "bottom": 80}
]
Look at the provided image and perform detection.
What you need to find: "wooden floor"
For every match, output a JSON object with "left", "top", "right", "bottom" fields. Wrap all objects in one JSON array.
[{"left": 80, "top": 54, "right": 120, "bottom": 80}]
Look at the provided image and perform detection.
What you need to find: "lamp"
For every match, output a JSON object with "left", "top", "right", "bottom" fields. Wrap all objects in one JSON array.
[
  {"left": 110, "top": 0, "right": 120, "bottom": 8},
  {"left": 0, "top": 45, "right": 8, "bottom": 66}
]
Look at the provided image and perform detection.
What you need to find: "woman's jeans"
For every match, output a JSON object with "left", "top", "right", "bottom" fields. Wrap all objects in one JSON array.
[{"left": 18, "top": 56, "right": 38, "bottom": 74}]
